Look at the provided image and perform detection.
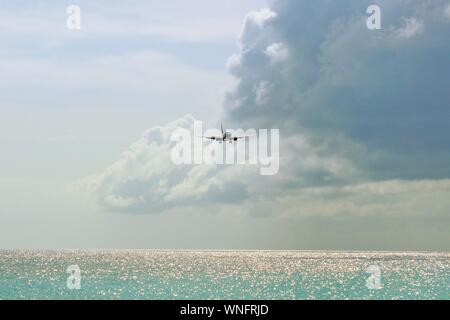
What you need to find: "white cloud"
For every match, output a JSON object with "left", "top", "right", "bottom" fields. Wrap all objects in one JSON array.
[
  {"left": 265, "top": 42, "right": 288, "bottom": 62},
  {"left": 86, "top": 119, "right": 450, "bottom": 218},
  {"left": 445, "top": 4, "right": 450, "bottom": 20},
  {"left": 239, "top": 8, "right": 277, "bottom": 48},
  {"left": 395, "top": 17, "right": 424, "bottom": 38},
  {"left": 83, "top": 115, "right": 256, "bottom": 213},
  {"left": 246, "top": 8, "right": 277, "bottom": 28},
  {"left": 254, "top": 81, "right": 271, "bottom": 105},
  {"left": 84, "top": 114, "right": 355, "bottom": 214}
]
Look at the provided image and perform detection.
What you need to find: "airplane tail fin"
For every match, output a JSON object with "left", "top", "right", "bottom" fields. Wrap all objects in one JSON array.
[{"left": 221, "top": 123, "right": 224, "bottom": 135}]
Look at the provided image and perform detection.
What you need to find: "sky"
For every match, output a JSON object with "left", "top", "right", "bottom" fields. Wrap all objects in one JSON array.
[{"left": 0, "top": 0, "right": 449, "bottom": 250}]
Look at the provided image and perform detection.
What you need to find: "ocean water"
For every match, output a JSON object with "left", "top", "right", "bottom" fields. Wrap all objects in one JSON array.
[{"left": 0, "top": 250, "right": 448, "bottom": 300}]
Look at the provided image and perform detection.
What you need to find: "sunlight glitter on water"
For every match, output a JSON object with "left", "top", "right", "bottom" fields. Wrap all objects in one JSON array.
[{"left": 0, "top": 250, "right": 448, "bottom": 299}]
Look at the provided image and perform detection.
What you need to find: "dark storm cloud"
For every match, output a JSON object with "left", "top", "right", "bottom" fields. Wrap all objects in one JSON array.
[{"left": 225, "top": 0, "right": 450, "bottom": 180}]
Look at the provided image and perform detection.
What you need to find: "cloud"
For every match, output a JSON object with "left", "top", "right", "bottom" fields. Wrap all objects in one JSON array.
[
  {"left": 445, "top": 4, "right": 450, "bottom": 20},
  {"left": 86, "top": 0, "right": 450, "bottom": 234},
  {"left": 0, "top": 50, "right": 232, "bottom": 122},
  {"left": 278, "top": 179, "right": 450, "bottom": 219},
  {"left": 86, "top": 112, "right": 450, "bottom": 223},
  {"left": 85, "top": 114, "right": 355, "bottom": 214},
  {"left": 84, "top": 115, "right": 255, "bottom": 213},
  {"left": 224, "top": 0, "right": 450, "bottom": 181},
  {"left": 395, "top": 17, "right": 424, "bottom": 38},
  {"left": 264, "top": 42, "right": 289, "bottom": 62},
  {"left": 254, "top": 81, "right": 272, "bottom": 106},
  {"left": 0, "top": 51, "right": 228, "bottom": 91}
]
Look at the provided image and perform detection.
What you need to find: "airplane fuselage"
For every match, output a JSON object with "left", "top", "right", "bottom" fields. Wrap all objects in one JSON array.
[
  {"left": 204, "top": 124, "right": 243, "bottom": 143},
  {"left": 215, "top": 132, "right": 237, "bottom": 143}
]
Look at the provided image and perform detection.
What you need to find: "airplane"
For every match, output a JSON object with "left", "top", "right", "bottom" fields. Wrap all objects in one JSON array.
[{"left": 200, "top": 123, "right": 250, "bottom": 143}]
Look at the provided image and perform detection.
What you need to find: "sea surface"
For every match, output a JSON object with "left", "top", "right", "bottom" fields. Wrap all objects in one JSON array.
[{"left": 0, "top": 250, "right": 448, "bottom": 300}]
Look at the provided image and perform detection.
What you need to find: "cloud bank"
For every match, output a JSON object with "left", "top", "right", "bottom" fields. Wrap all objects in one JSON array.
[
  {"left": 87, "top": 0, "right": 450, "bottom": 235},
  {"left": 85, "top": 116, "right": 258, "bottom": 213},
  {"left": 225, "top": 0, "right": 450, "bottom": 180}
]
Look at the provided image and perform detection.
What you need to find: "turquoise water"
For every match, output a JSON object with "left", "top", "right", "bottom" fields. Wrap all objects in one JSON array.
[{"left": 0, "top": 250, "right": 448, "bottom": 300}]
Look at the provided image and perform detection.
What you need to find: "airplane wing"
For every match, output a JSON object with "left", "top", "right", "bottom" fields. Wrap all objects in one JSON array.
[{"left": 233, "top": 134, "right": 257, "bottom": 139}]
